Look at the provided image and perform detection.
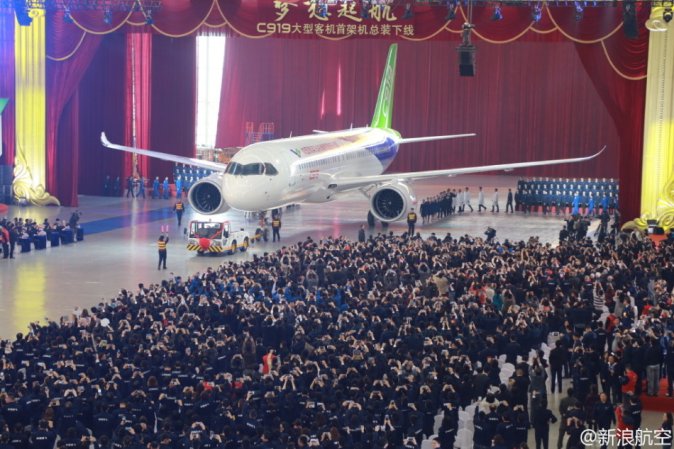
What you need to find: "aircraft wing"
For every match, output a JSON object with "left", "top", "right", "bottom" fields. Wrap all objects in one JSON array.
[
  {"left": 330, "top": 146, "right": 606, "bottom": 191},
  {"left": 397, "top": 133, "right": 476, "bottom": 145},
  {"left": 101, "top": 132, "right": 227, "bottom": 172}
]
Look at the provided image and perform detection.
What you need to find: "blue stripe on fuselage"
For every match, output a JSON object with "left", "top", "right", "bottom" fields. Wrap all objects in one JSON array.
[{"left": 366, "top": 137, "right": 398, "bottom": 170}]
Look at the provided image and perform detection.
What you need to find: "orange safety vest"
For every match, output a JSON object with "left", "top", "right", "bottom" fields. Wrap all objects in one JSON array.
[
  {"left": 175, "top": 202, "right": 184, "bottom": 211},
  {"left": 158, "top": 240, "right": 167, "bottom": 250},
  {"left": 407, "top": 213, "right": 417, "bottom": 222},
  {"left": 272, "top": 219, "right": 281, "bottom": 228}
]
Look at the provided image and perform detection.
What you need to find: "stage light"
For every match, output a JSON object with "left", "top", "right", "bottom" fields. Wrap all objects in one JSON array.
[
  {"left": 665, "top": 7, "right": 673, "bottom": 23},
  {"left": 622, "top": 0, "right": 638, "bottom": 39},
  {"left": 64, "top": 7, "right": 73, "bottom": 23},
  {"left": 491, "top": 4, "right": 502, "bottom": 21},
  {"left": 531, "top": 2, "right": 542, "bottom": 22},
  {"left": 144, "top": 12, "right": 153, "bottom": 24},
  {"left": 574, "top": 1, "right": 583, "bottom": 21},
  {"left": 403, "top": 3, "right": 413, "bottom": 19},
  {"left": 103, "top": 8, "right": 111, "bottom": 24},
  {"left": 445, "top": 0, "right": 456, "bottom": 20}
]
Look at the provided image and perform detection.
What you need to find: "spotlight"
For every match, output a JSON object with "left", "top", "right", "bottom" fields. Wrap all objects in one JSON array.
[
  {"left": 403, "top": 3, "right": 413, "bottom": 19},
  {"left": 531, "top": 3, "right": 542, "bottom": 22},
  {"left": 665, "top": 7, "right": 673, "bottom": 23},
  {"left": 103, "top": 8, "right": 112, "bottom": 24},
  {"left": 144, "top": 12, "right": 153, "bottom": 25},
  {"left": 445, "top": 1, "right": 456, "bottom": 20},
  {"left": 64, "top": 8, "right": 74, "bottom": 23},
  {"left": 574, "top": 1, "right": 583, "bottom": 21},
  {"left": 360, "top": 1, "right": 369, "bottom": 18},
  {"left": 622, "top": 0, "right": 638, "bottom": 39},
  {"left": 492, "top": 4, "right": 502, "bottom": 21}
]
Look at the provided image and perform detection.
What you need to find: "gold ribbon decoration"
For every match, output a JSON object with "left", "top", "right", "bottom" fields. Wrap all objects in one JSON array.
[{"left": 12, "top": 147, "right": 60, "bottom": 206}]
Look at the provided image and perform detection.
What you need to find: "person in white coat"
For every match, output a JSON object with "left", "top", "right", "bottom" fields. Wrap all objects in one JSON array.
[
  {"left": 478, "top": 186, "right": 487, "bottom": 212},
  {"left": 492, "top": 188, "right": 500, "bottom": 213},
  {"left": 464, "top": 187, "right": 474, "bottom": 212}
]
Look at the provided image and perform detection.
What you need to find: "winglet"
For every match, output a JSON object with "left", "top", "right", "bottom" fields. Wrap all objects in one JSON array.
[{"left": 371, "top": 44, "right": 397, "bottom": 129}]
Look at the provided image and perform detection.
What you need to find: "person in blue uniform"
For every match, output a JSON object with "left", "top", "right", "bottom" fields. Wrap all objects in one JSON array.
[
  {"left": 152, "top": 177, "right": 160, "bottom": 199},
  {"left": 126, "top": 176, "right": 135, "bottom": 198},
  {"left": 175, "top": 176, "right": 183, "bottom": 199},
  {"left": 572, "top": 192, "right": 580, "bottom": 216},
  {"left": 137, "top": 177, "right": 146, "bottom": 198},
  {"left": 103, "top": 175, "right": 110, "bottom": 196},
  {"left": 113, "top": 176, "right": 121, "bottom": 196},
  {"left": 162, "top": 177, "right": 170, "bottom": 199},
  {"left": 588, "top": 193, "right": 595, "bottom": 217}
]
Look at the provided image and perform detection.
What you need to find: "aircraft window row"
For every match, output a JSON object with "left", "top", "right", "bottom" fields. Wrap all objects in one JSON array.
[
  {"left": 299, "top": 150, "right": 371, "bottom": 171},
  {"left": 225, "top": 162, "right": 278, "bottom": 176}
]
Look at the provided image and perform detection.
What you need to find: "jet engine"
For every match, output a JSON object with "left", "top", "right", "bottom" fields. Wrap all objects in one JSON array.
[
  {"left": 187, "top": 174, "right": 231, "bottom": 215},
  {"left": 369, "top": 182, "right": 415, "bottom": 222}
]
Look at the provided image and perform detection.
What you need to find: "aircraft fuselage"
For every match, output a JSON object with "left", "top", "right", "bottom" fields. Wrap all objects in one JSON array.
[{"left": 221, "top": 127, "right": 400, "bottom": 212}]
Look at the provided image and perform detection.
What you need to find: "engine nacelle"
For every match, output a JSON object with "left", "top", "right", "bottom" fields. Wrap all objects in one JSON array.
[
  {"left": 369, "top": 182, "right": 415, "bottom": 222},
  {"left": 187, "top": 174, "right": 231, "bottom": 215}
]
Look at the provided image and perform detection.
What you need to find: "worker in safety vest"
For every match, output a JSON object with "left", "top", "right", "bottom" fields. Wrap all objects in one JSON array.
[
  {"left": 157, "top": 234, "right": 169, "bottom": 270},
  {"left": 406, "top": 208, "right": 417, "bottom": 237},
  {"left": 173, "top": 200, "right": 185, "bottom": 226},
  {"left": 271, "top": 216, "right": 282, "bottom": 242}
]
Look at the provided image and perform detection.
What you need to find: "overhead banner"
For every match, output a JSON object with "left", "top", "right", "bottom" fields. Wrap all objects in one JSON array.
[{"left": 255, "top": 1, "right": 420, "bottom": 38}]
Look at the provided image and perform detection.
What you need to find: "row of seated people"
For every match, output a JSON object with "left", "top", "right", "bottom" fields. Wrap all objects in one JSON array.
[
  {"left": 0, "top": 215, "right": 84, "bottom": 256},
  {"left": 517, "top": 177, "right": 619, "bottom": 194}
]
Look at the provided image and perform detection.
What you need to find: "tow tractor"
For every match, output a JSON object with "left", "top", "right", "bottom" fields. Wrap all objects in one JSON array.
[{"left": 186, "top": 220, "right": 250, "bottom": 255}]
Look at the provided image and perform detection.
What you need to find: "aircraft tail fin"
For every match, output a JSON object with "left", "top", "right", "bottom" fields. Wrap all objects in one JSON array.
[{"left": 370, "top": 44, "right": 397, "bottom": 129}]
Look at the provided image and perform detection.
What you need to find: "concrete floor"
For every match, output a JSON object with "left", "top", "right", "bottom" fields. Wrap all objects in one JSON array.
[{"left": 0, "top": 174, "right": 663, "bottom": 446}]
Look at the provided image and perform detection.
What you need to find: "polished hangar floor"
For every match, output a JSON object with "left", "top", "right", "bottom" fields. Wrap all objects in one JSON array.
[{"left": 0, "top": 174, "right": 666, "bottom": 446}]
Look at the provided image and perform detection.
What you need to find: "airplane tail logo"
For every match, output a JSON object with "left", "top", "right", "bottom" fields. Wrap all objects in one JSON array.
[{"left": 370, "top": 44, "right": 397, "bottom": 130}]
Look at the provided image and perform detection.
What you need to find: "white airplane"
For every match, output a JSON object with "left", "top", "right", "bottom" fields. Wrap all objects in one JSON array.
[{"left": 101, "top": 44, "right": 604, "bottom": 223}]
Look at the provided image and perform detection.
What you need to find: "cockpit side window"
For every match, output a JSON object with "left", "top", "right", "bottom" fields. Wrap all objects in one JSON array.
[{"left": 264, "top": 163, "right": 279, "bottom": 176}]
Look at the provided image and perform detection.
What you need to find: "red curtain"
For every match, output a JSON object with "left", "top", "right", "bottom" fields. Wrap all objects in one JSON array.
[
  {"left": 149, "top": 35, "right": 197, "bottom": 181},
  {"left": 574, "top": 30, "right": 648, "bottom": 223},
  {"left": 55, "top": 91, "right": 80, "bottom": 205},
  {"left": 77, "top": 34, "right": 127, "bottom": 195},
  {"left": 46, "top": 12, "right": 102, "bottom": 205},
  {"left": 0, "top": 13, "right": 15, "bottom": 166},
  {"left": 124, "top": 32, "right": 152, "bottom": 181},
  {"left": 216, "top": 37, "right": 621, "bottom": 179}
]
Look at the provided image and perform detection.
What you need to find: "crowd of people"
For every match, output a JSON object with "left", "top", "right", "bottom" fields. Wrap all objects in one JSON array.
[
  {"left": 1, "top": 227, "right": 674, "bottom": 449},
  {"left": 0, "top": 212, "right": 82, "bottom": 258},
  {"left": 515, "top": 178, "right": 619, "bottom": 216}
]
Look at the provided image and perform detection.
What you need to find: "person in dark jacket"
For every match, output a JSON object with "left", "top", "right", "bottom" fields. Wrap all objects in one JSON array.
[
  {"left": 594, "top": 393, "right": 614, "bottom": 449},
  {"left": 550, "top": 341, "right": 567, "bottom": 394},
  {"left": 532, "top": 399, "right": 557, "bottom": 449}
]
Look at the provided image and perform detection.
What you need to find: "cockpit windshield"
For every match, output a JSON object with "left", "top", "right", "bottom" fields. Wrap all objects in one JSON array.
[{"left": 225, "top": 162, "right": 278, "bottom": 176}]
